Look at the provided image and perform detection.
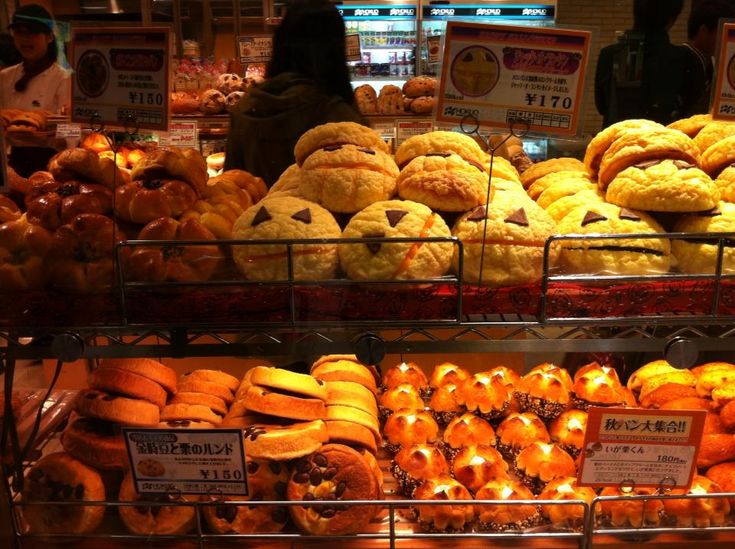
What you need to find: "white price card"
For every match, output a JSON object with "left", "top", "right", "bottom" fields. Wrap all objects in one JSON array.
[
  {"left": 435, "top": 22, "right": 591, "bottom": 135},
  {"left": 346, "top": 34, "right": 362, "bottom": 63},
  {"left": 56, "top": 123, "right": 82, "bottom": 139},
  {"left": 238, "top": 35, "right": 273, "bottom": 64},
  {"left": 167, "top": 121, "right": 198, "bottom": 148},
  {"left": 712, "top": 22, "right": 735, "bottom": 119},
  {"left": 427, "top": 35, "right": 442, "bottom": 64},
  {"left": 578, "top": 407, "right": 706, "bottom": 489},
  {"left": 70, "top": 27, "right": 170, "bottom": 132},
  {"left": 371, "top": 121, "right": 396, "bottom": 140},
  {"left": 124, "top": 428, "right": 248, "bottom": 495},
  {"left": 395, "top": 119, "right": 434, "bottom": 144}
]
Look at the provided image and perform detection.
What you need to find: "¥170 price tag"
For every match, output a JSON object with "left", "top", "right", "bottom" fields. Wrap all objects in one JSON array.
[
  {"left": 123, "top": 428, "right": 248, "bottom": 496},
  {"left": 524, "top": 93, "right": 573, "bottom": 109}
]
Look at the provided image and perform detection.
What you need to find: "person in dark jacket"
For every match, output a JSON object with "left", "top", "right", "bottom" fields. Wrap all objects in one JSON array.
[
  {"left": 225, "top": 0, "right": 366, "bottom": 186},
  {"left": 594, "top": 0, "right": 704, "bottom": 128}
]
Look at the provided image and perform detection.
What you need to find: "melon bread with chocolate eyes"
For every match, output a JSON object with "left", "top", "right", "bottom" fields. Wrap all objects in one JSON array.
[
  {"left": 394, "top": 130, "right": 486, "bottom": 170},
  {"left": 583, "top": 119, "right": 664, "bottom": 180},
  {"left": 672, "top": 202, "right": 735, "bottom": 274},
  {"left": 451, "top": 191, "right": 558, "bottom": 286},
  {"left": 340, "top": 199, "right": 453, "bottom": 281},
  {"left": 231, "top": 196, "right": 341, "bottom": 281},
  {"left": 606, "top": 159, "right": 718, "bottom": 212},
  {"left": 202, "top": 458, "right": 290, "bottom": 534},
  {"left": 267, "top": 163, "right": 303, "bottom": 198},
  {"left": 299, "top": 143, "right": 399, "bottom": 213},
  {"left": 667, "top": 113, "right": 713, "bottom": 138},
  {"left": 294, "top": 122, "right": 389, "bottom": 166},
  {"left": 21, "top": 452, "right": 106, "bottom": 534},
  {"left": 556, "top": 202, "right": 671, "bottom": 275},
  {"left": 520, "top": 157, "right": 588, "bottom": 190},
  {"left": 287, "top": 443, "right": 381, "bottom": 535}
]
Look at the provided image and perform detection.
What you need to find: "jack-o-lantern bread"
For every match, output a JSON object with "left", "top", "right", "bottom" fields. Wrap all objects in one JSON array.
[
  {"left": 672, "top": 202, "right": 735, "bottom": 274},
  {"left": 294, "top": 122, "right": 389, "bottom": 166},
  {"left": 287, "top": 444, "right": 381, "bottom": 535},
  {"left": 268, "top": 164, "right": 303, "bottom": 199},
  {"left": 556, "top": 202, "right": 671, "bottom": 276},
  {"left": 0, "top": 214, "right": 53, "bottom": 290},
  {"left": 45, "top": 213, "right": 125, "bottom": 293},
  {"left": 131, "top": 148, "right": 208, "bottom": 196},
  {"left": 125, "top": 217, "right": 224, "bottom": 283},
  {"left": 597, "top": 127, "right": 700, "bottom": 189},
  {"left": 526, "top": 170, "right": 593, "bottom": 201},
  {"left": 299, "top": 144, "right": 398, "bottom": 213},
  {"left": 483, "top": 155, "right": 521, "bottom": 184},
  {"left": 397, "top": 152, "right": 490, "bottom": 212},
  {"left": 232, "top": 196, "right": 341, "bottom": 281},
  {"left": 25, "top": 179, "right": 113, "bottom": 231},
  {"left": 394, "top": 130, "right": 486, "bottom": 170},
  {"left": 451, "top": 192, "right": 558, "bottom": 286},
  {"left": 520, "top": 157, "right": 588, "bottom": 190},
  {"left": 693, "top": 120, "right": 735, "bottom": 153},
  {"left": 534, "top": 177, "right": 598, "bottom": 209},
  {"left": 583, "top": 119, "right": 664, "bottom": 179},
  {"left": 606, "top": 159, "right": 718, "bottom": 212},
  {"left": 115, "top": 178, "right": 198, "bottom": 224},
  {"left": 339, "top": 199, "right": 453, "bottom": 281},
  {"left": 202, "top": 458, "right": 289, "bottom": 534},
  {"left": 667, "top": 113, "right": 713, "bottom": 137},
  {"left": 21, "top": 452, "right": 106, "bottom": 534}
]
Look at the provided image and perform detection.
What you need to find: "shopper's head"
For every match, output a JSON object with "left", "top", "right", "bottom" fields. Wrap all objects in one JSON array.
[
  {"left": 268, "top": 0, "right": 353, "bottom": 104},
  {"left": 7, "top": 3, "right": 57, "bottom": 63},
  {"left": 633, "top": 0, "right": 684, "bottom": 32},
  {"left": 688, "top": 0, "right": 735, "bottom": 55}
]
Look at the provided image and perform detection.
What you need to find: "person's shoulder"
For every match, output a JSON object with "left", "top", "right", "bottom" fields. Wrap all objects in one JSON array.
[
  {"left": 0, "top": 62, "right": 21, "bottom": 78},
  {"left": 321, "top": 96, "right": 367, "bottom": 125},
  {"left": 47, "top": 63, "right": 71, "bottom": 79}
]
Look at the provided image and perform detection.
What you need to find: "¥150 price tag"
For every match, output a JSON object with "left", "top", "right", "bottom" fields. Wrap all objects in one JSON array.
[
  {"left": 578, "top": 407, "right": 706, "bottom": 490},
  {"left": 123, "top": 428, "right": 248, "bottom": 495}
]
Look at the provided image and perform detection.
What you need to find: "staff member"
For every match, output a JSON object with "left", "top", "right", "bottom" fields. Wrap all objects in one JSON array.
[
  {"left": 0, "top": 4, "right": 70, "bottom": 176},
  {"left": 225, "top": 0, "right": 366, "bottom": 187}
]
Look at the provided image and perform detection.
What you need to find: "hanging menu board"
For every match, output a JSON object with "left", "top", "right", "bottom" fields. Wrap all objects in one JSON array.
[
  {"left": 712, "top": 22, "right": 735, "bottom": 119},
  {"left": 238, "top": 35, "right": 273, "bottom": 64},
  {"left": 435, "top": 22, "right": 590, "bottom": 135},
  {"left": 70, "top": 27, "right": 170, "bottom": 132}
]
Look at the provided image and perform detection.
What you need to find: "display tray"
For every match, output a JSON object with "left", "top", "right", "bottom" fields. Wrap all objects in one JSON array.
[{"left": 3, "top": 277, "right": 735, "bottom": 329}]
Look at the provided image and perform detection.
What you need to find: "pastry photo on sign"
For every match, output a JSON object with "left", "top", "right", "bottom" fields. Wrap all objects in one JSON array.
[
  {"left": 450, "top": 45, "right": 499, "bottom": 97},
  {"left": 75, "top": 49, "right": 110, "bottom": 98}
]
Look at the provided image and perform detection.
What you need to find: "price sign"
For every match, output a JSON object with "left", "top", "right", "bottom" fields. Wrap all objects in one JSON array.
[
  {"left": 578, "top": 407, "right": 706, "bottom": 490},
  {"left": 427, "top": 35, "right": 442, "bottom": 64},
  {"left": 70, "top": 27, "right": 170, "bottom": 132},
  {"left": 396, "top": 119, "right": 434, "bottom": 144},
  {"left": 346, "top": 34, "right": 362, "bottom": 62},
  {"left": 712, "top": 23, "right": 735, "bottom": 119},
  {"left": 238, "top": 35, "right": 273, "bottom": 64},
  {"left": 370, "top": 121, "right": 396, "bottom": 140},
  {"left": 165, "top": 121, "right": 198, "bottom": 148},
  {"left": 124, "top": 429, "right": 248, "bottom": 495},
  {"left": 435, "top": 22, "right": 590, "bottom": 135},
  {"left": 56, "top": 123, "right": 82, "bottom": 139}
]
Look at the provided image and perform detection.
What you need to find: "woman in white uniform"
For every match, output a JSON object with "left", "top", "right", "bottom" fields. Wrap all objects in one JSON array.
[{"left": 0, "top": 4, "right": 70, "bottom": 176}]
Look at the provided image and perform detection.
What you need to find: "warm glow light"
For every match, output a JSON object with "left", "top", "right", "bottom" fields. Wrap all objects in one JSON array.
[
  {"left": 399, "top": 362, "right": 409, "bottom": 372},
  {"left": 470, "top": 455, "right": 486, "bottom": 466},
  {"left": 558, "top": 483, "right": 575, "bottom": 494},
  {"left": 501, "top": 485, "right": 515, "bottom": 499},
  {"left": 518, "top": 414, "right": 532, "bottom": 426},
  {"left": 419, "top": 448, "right": 432, "bottom": 458},
  {"left": 406, "top": 414, "right": 417, "bottom": 424},
  {"left": 539, "top": 443, "right": 553, "bottom": 455},
  {"left": 691, "top": 485, "right": 708, "bottom": 496},
  {"left": 568, "top": 418, "right": 584, "bottom": 430},
  {"left": 592, "top": 374, "right": 608, "bottom": 386}
]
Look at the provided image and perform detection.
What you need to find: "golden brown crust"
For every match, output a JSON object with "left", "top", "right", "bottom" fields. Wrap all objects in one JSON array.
[
  {"left": 98, "top": 358, "right": 177, "bottom": 394},
  {"left": 639, "top": 383, "right": 698, "bottom": 409},
  {"left": 383, "top": 409, "right": 439, "bottom": 449},
  {"left": 75, "top": 389, "right": 160, "bottom": 426},
  {"left": 697, "top": 433, "right": 735, "bottom": 468},
  {"left": 118, "top": 472, "right": 196, "bottom": 534},
  {"left": 311, "top": 355, "right": 379, "bottom": 395},
  {"left": 538, "top": 477, "right": 596, "bottom": 529},
  {"left": 520, "top": 157, "right": 587, "bottom": 189},
  {"left": 475, "top": 478, "right": 538, "bottom": 530},
  {"left": 379, "top": 383, "right": 424, "bottom": 414},
  {"left": 88, "top": 366, "right": 167, "bottom": 409},
  {"left": 180, "top": 369, "right": 240, "bottom": 392},
  {"left": 241, "top": 420, "right": 329, "bottom": 460},
  {"left": 452, "top": 445, "right": 509, "bottom": 493},
  {"left": 457, "top": 373, "right": 511, "bottom": 419},
  {"left": 177, "top": 378, "right": 234, "bottom": 405},
  {"left": 169, "top": 392, "right": 228, "bottom": 416},
  {"left": 584, "top": 119, "right": 664, "bottom": 177},
  {"left": 249, "top": 366, "right": 327, "bottom": 401},
  {"left": 61, "top": 417, "right": 127, "bottom": 470},
  {"left": 443, "top": 413, "right": 496, "bottom": 451},
  {"left": 294, "top": 122, "right": 389, "bottom": 165},
  {"left": 160, "top": 403, "right": 223, "bottom": 425},
  {"left": 325, "top": 380, "right": 378, "bottom": 416},
  {"left": 598, "top": 487, "right": 663, "bottom": 527},
  {"left": 325, "top": 419, "right": 378, "bottom": 454},
  {"left": 663, "top": 476, "right": 731, "bottom": 527},
  {"left": 241, "top": 385, "right": 326, "bottom": 421},
  {"left": 382, "top": 361, "right": 429, "bottom": 390},
  {"left": 412, "top": 474, "right": 474, "bottom": 532}
]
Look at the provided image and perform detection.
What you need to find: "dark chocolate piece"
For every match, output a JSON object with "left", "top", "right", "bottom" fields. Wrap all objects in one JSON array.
[
  {"left": 504, "top": 208, "right": 529, "bottom": 227},
  {"left": 251, "top": 205, "right": 272, "bottom": 227},
  {"left": 632, "top": 159, "right": 662, "bottom": 170},
  {"left": 291, "top": 208, "right": 312, "bottom": 224},
  {"left": 363, "top": 232, "right": 385, "bottom": 254},
  {"left": 425, "top": 152, "right": 452, "bottom": 158},
  {"left": 358, "top": 147, "right": 376, "bottom": 155},
  {"left": 323, "top": 144, "right": 343, "bottom": 152},
  {"left": 467, "top": 206, "right": 487, "bottom": 222},
  {"left": 673, "top": 159, "right": 696, "bottom": 169},
  {"left": 313, "top": 454, "right": 328, "bottom": 467},
  {"left": 385, "top": 209, "right": 408, "bottom": 227},
  {"left": 618, "top": 208, "right": 641, "bottom": 221},
  {"left": 581, "top": 210, "right": 607, "bottom": 226}
]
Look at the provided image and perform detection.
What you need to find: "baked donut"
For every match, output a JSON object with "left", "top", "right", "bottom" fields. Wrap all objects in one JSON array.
[
  {"left": 231, "top": 196, "right": 341, "bottom": 281},
  {"left": 299, "top": 143, "right": 398, "bottom": 213},
  {"left": 203, "top": 458, "right": 289, "bottom": 533},
  {"left": 597, "top": 127, "right": 700, "bottom": 188},
  {"left": 452, "top": 445, "right": 508, "bottom": 493},
  {"left": 98, "top": 358, "right": 177, "bottom": 395},
  {"left": 456, "top": 372, "right": 511, "bottom": 421},
  {"left": 200, "top": 89, "right": 226, "bottom": 114},
  {"left": 25, "top": 179, "right": 113, "bottom": 231},
  {"left": 538, "top": 477, "right": 596, "bottom": 529},
  {"left": 663, "top": 475, "right": 730, "bottom": 527},
  {"left": 396, "top": 151, "right": 489, "bottom": 212},
  {"left": 76, "top": 389, "right": 160, "bottom": 426},
  {"left": 383, "top": 409, "right": 439, "bottom": 453},
  {"left": 606, "top": 159, "right": 718, "bottom": 212},
  {"left": 515, "top": 442, "right": 576, "bottom": 494},
  {"left": 339, "top": 199, "right": 453, "bottom": 281},
  {"left": 394, "top": 130, "right": 486, "bottom": 170},
  {"left": 382, "top": 361, "right": 428, "bottom": 391},
  {"left": 294, "top": 122, "right": 389, "bottom": 166},
  {"left": 598, "top": 486, "right": 663, "bottom": 528},
  {"left": 88, "top": 366, "right": 167, "bottom": 409},
  {"left": 441, "top": 413, "right": 496, "bottom": 460},
  {"left": 451, "top": 192, "right": 559, "bottom": 286},
  {"left": 392, "top": 443, "right": 449, "bottom": 497},
  {"left": 61, "top": 417, "right": 127, "bottom": 470},
  {"left": 354, "top": 84, "right": 378, "bottom": 115},
  {"left": 549, "top": 410, "right": 588, "bottom": 458},
  {"left": 240, "top": 420, "right": 329, "bottom": 460},
  {"left": 287, "top": 444, "right": 381, "bottom": 535},
  {"left": 378, "top": 383, "right": 424, "bottom": 419},
  {"left": 673, "top": 202, "right": 735, "bottom": 274},
  {"left": 0, "top": 214, "right": 53, "bottom": 290},
  {"left": 118, "top": 471, "right": 195, "bottom": 534},
  {"left": 495, "top": 412, "right": 550, "bottom": 459},
  {"left": 475, "top": 478, "right": 539, "bottom": 531},
  {"left": 22, "top": 452, "right": 105, "bottom": 534},
  {"left": 428, "top": 383, "right": 462, "bottom": 425},
  {"left": 115, "top": 178, "right": 198, "bottom": 224},
  {"left": 556, "top": 202, "right": 671, "bottom": 276},
  {"left": 412, "top": 474, "right": 474, "bottom": 532},
  {"left": 311, "top": 354, "right": 379, "bottom": 395}
]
